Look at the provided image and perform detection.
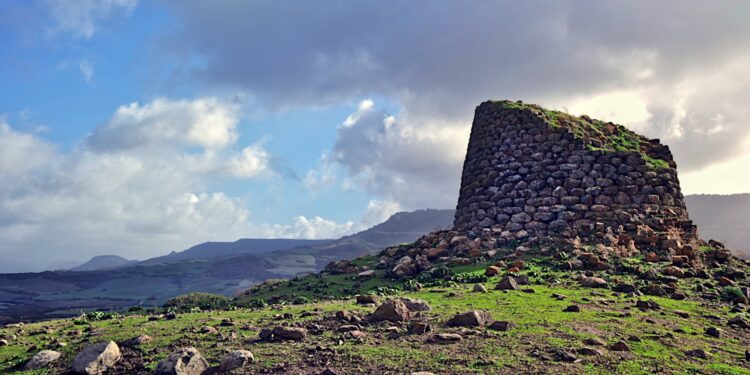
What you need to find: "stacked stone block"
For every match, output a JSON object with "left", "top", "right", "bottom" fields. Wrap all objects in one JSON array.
[{"left": 454, "top": 101, "right": 696, "bottom": 252}]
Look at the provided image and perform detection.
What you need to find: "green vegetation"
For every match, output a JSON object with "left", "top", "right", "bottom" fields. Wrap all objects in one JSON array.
[
  {"left": 162, "top": 292, "right": 231, "bottom": 311},
  {"left": 496, "top": 100, "right": 670, "bottom": 169},
  {"left": 2, "top": 255, "right": 749, "bottom": 374}
]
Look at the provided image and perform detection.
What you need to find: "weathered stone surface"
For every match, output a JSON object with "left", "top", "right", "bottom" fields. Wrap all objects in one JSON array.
[
  {"left": 24, "top": 350, "right": 62, "bottom": 370},
  {"left": 581, "top": 277, "right": 608, "bottom": 288},
  {"left": 452, "top": 101, "right": 695, "bottom": 256},
  {"left": 72, "top": 341, "right": 121, "bottom": 374},
  {"left": 155, "top": 347, "right": 209, "bottom": 375},
  {"left": 272, "top": 326, "right": 308, "bottom": 341},
  {"left": 447, "top": 310, "right": 494, "bottom": 327},
  {"left": 395, "top": 297, "right": 431, "bottom": 312},
  {"left": 356, "top": 295, "right": 378, "bottom": 305},
  {"left": 371, "top": 299, "right": 411, "bottom": 322},
  {"left": 495, "top": 276, "right": 518, "bottom": 290},
  {"left": 219, "top": 350, "right": 255, "bottom": 372},
  {"left": 430, "top": 333, "right": 462, "bottom": 343},
  {"left": 488, "top": 321, "right": 517, "bottom": 331}
]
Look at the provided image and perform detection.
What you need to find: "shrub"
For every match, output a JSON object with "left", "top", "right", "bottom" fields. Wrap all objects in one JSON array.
[
  {"left": 163, "top": 292, "right": 231, "bottom": 311},
  {"left": 721, "top": 286, "right": 744, "bottom": 301}
]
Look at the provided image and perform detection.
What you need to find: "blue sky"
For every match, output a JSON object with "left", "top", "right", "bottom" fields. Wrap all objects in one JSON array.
[{"left": 1, "top": 0, "right": 749, "bottom": 271}]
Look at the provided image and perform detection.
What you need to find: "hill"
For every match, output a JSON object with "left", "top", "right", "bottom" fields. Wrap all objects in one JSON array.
[
  {"left": 70, "top": 255, "right": 137, "bottom": 272},
  {"left": 0, "top": 209, "right": 453, "bottom": 323},
  {"left": 136, "top": 238, "right": 332, "bottom": 267},
  {"left": 2, "top": 237, "right": 749, "bottom": 374},
  {"left": 685, "top": 194, "right": 750, "bottom": 257}
]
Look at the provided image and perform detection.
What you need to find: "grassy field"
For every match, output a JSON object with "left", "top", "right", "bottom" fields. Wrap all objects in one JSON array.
[{"left": 2, "top": 255, "right": 749, "bottom": 374}]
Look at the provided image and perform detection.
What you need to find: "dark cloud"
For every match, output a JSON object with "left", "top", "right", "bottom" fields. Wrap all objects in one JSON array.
[{"left": 160, "top": 1, "right": 750, "bottom": 178}]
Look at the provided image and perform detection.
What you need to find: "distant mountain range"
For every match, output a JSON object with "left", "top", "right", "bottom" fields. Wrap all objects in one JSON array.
[
  {"left": 684, "top": 194, "right": 750, "bottom": 257},
  {"left": 70, "top": 255, "right": 137, "bottom": 271},
  {"left": 0, "top": 209, "right": 454, "bottom": 323},
  {"left": 1, "top": 194, "right": 747, "bottom": 323}
]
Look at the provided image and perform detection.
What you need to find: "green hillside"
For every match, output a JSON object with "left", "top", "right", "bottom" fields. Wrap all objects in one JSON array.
[{"left": 2, "top": 243, "right": 749, "bottom": 374}]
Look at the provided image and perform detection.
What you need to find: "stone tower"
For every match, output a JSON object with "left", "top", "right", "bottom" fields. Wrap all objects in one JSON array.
[{"left": 454, "top": 100, "right": 697, "bottom": 254}]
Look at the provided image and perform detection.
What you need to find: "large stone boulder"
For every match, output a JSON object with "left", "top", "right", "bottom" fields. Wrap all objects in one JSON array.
[
  {"left": 370, "top": 299, "right": 411, "bottom": 322},
  {"left": 495, "top": 276, "right": 518, "bottom": 290},
  {"left": 219, "top": 350, "right": 255, "bottom": 372},
  {"left": 23, "top": 350, "right": 62, "bottom": 371},
  {"left": 72, "top": 341, "right": 121, "bottom": 374},
  {"left": 391, "top": 256, "right": 417, "bottom": 278},
  {"left": 446, "top": 310, "right": 494, "bottom": 327},
  {"left": 395, "top": 297, "right": 431, "bottom": 312},
  {"left": 155, "top": 347, "right": 209, "bottom": 375},
  {"left": 272, "top": 326, "right": 308, "bottom": 341},
  {"left": 581, "top": 277, "right": 608, "bottom": 288}
]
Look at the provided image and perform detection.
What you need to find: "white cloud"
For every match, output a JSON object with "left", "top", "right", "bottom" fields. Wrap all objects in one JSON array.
[
  {"left": 89, "top": 97, "right": 240, "bottom": 152},
  {"left": 326, "top": 99, "right": 467, "bottom": 209},
  {"left": 163, "top": 1, "right": 750, "bottom": 197},
  {"left": 227, "top": 144, "right": 270, "bottom": 178},
  {"left": 0, "top": 98, "right": 401, "bottom": 272},
  {"left": 0, "top": 122, "right": 57, "bottom": 177},
  {"left": 44, "top": 0, "right": 137, "bottom": 39},
  {"left": 79, "top": 58, "right": 94, "bottom": 84}
]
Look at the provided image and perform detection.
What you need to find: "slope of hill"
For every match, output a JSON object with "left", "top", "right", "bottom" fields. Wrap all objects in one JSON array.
[
  {"left": 0, "top": 209, "right": 453, "bottom": 323},
  {"left": 3, "top": 237, "right": 749, "bottom": 374},
  {"left": 70, "top": 255, "right": 137, "bottom": 271},
  {"left": 685, "top": 194, "right": 750, "bottom": 257},
  {"left": 136, "top": 238, "right": 331, "bottom": 267}
]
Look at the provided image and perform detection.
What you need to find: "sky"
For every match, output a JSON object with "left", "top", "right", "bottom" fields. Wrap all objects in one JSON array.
[{"left": 1, "top": 0, "right": 749, "bottom": 272}]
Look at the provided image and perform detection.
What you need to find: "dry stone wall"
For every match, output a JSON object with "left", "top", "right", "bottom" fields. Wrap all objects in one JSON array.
[{"left": 454, "top": 101, "right": 697, "bottom": 253}]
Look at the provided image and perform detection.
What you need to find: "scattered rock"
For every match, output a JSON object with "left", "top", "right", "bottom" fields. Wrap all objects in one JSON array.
[
  {"left": 0, "top": 339, "right": 8, "bottom": 346},
  {"left": 564, "top": 305, "right": 581, "bottom": 313},
  {"left": 495, "top": 276, "right": 518, "bottom": 290},
  {"left": 155, "top": 347, "right": 209, "bottom": 375},
  {"left": 663, "top": 266, "right": 685, "bottom": 278},
  {"left": 636, "top": 300, "right": 661, "bottom": 310},
  {"left": 674, "top": 310, "right": 690, "bottom": 318},
  {"left": 408, "top": 322, "right": 432, "bottom": 335},
  {"left": 430, "top": 333, "right": 462, "bottom": 343},
  {"left": 485, "top": 266, "right": 501, "bottom": 276},
  {"left": 272, "top": 326, "right": 308, "bottom": 341},
  {"left": 121, "top": 335, "right": 152, "bottom": 347},
  {"left": 395, "top": 297, "right": 431, "bottom": 312},
  {"left": 555, "top": 350, "right": 578, "bottom": 363},
  {"left": 165, "top": 311, "right": 177, "bottom": 320},
  {"left": 719, "top": 276, "right": 736, "bottom": 287},
  {"left": 447, "top": 310, "right": 494, "bottom": 327},
  {"left": 488, "top": 321, "right": 517, "bottom": 332},
  {"left": 685, "top": 349, "right": 708, "bottom": 359},
  {"left": 578, "top": 347, "right": 603, "bottom": 356},
  {"left": 356, "top": 295, "right": 378, "bottom": 305},
  {"left": 473, "top": 284, "right": 488, "bottom": 293},
  {"left": 357, "top": 270, "right": 375, "bottom": 279},
  {"left": 200, "top": 326, "right": 218, "bottom": 334},
  {"left": 23, "top": 350, "right": 62, "bottom": 370},
  {"left": 581, "top": 277, "right": 608, "bottom": 288},
  {"left": 220, "top": 318, "right": 235, "bottom": 327},
  {"left": 349, "top": 330, "right": 367, "bottom": 339},
  {"left": 705, "top": 327, "right": 721, "bottom": 338},
  {"left": 609, "top": 341, "right": 630, "bottom": 352},
  {"left": 371, "top": 299, "right": 411, "bottom": 323},
  {"left": 728, "top": 316, "right": 750, "bottom": 329},
  {"left": 583, "top": 337, "right": 606, "bottom": 346},
  {"left": 72, "top": 341, "right": 121, "bottom": 374},
  {"left": 259, "top": 328, "right": 274, "bottom": 341},
  {"left": 219, "top": 350, "right": 255, "bottom": 372}
]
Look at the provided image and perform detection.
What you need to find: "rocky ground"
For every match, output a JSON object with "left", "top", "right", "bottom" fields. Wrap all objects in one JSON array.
[{"left": 2, "top": 235, "right": 750, "bottom": 374}]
